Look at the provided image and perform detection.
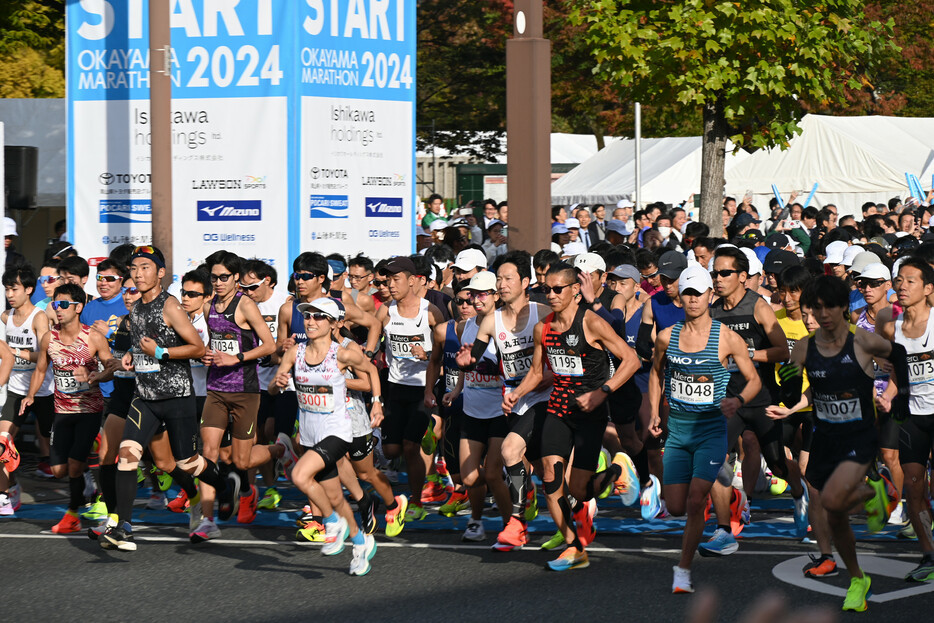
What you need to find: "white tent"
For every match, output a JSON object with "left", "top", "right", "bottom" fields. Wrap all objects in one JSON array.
[
  {"left": 551, "top": 136, "right": 749, "bottom": 207},
  {"left": 417, "top": 132, "right": 619, "bottom": 164},
  {"left": 0, "top": 98, "right": 66, "bottom": 207},
  {"left": 726, "top": 114, "right": 934, "bottom": 216}
]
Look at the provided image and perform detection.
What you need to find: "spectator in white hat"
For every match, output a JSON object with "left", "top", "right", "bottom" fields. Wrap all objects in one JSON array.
[
  {"left": 4, "top": 217, "right": 26, "bottom": 269},
  {"left": 482, "top": 219, "right": 508, "bottom": 264}
]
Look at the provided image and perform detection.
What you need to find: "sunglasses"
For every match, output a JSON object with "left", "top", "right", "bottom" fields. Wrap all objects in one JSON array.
[
  {"left": 710, "top": 269, "right": 739, "bottom": 278},
  {"left": 301, "top": 311, "right": 331, "bottom": 321},
  {"left": 238, "top": 282, "right": 261, "bottom": 291},
  {"left": 51, "top": 300, "right": 79, "bottom": 310},
  {"left": 454, "top": 297, "right": 472, "bottom": 305},
  {"left": 38, "top": 276, "right": 58, "bottom": 285},
  {"left": 348, "top": 274, "right": 370, "bottom": 280},
  {"left": 373, "top": 279, "right": 388, "bottom": 288},
  {"left": 855, "top": 278, "right": 885, "bottom": 289},
  {"left": 122, "top": 287, "right": 140, "bottom": 296},
  {"left": 292, "top": 272, "right": 318, "bottom": 282},
  {"left": 181, "top": 289, "right": 204, "bottom": 298},
  {"left": 210, "top": 273, "right": 233, "bottom": 283},
  {"left": 541, "top": 284, "right": 575, "bottom": 295},
  {"left": 97, "top": 274, "right": 121, "bottom": 283},
  {"left": 468, "top": 291, "right": 494, "bottom": 301},
  {"left": 641, "top": 269, "right": 659, "bottom": 279},
  {"left": 133, "top": 245, "right": 156, "bottom": 255}
]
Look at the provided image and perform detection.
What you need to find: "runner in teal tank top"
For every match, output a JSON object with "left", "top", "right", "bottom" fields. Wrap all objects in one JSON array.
[{"left": 647, "top": 265, "right": 762, "bottom": 595}]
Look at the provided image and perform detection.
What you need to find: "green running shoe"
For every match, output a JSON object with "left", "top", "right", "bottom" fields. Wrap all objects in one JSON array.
[
  {"left": 596, "top": 450, "right": 612, "bottom": 499},
  {"left": 540, "top": 529, "right": 566, "bottom": 551},
  {"left": 905, "top": 555, "right": 934, "bottom": 582},
  {"left": 405, "top": 503, "right": 428, "bottom": 522},
  {"left": 136, "top": 467, "right": 145, "bottom": 485},
  {"left": 257, "top": 487, "right": 281, "bottom": 510},
  {"left": 385, "top": 495, "right": 408, "bottom": 537},
  {"left": 864, "top": 471, "right": 890, "bottom": 533},
  {"left": 421, "top": 422, "right": 439, "bottom": 456},
  {"left": 439, "top": 491, "right": 470, "bottom": 517},
  {"left": 151, "top": 467, "right": 173, "bottom": 492},
  {"left": 81, "top": 497, "right": 108, "bottom": 521},
  {"left": 524, "top": 482, "right": 539, "bottom": 522},
  {"left": 842, "top": 574, "right": 871, "bottom": 612}
]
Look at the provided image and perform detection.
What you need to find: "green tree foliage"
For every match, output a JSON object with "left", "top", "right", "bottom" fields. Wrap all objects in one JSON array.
[
  {"left": 0, "top": 1, "right": 64, "bottom": 97},
  {"left": 569, "top": 0, "right": 896, "bottom": 232}
]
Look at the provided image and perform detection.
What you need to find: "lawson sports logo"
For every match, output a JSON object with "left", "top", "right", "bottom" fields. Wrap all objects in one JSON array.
[
  {"left": 365, "top": 197, "right": 403, "bottom": 218},
  {"left": 197, "top": 200, "right": 262, "bottom": 221},
  {"left": 99, "top": 200, "right": 152, "bottom": 223}
]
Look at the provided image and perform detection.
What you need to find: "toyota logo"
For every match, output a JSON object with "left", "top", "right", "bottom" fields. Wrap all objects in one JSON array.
[
  {"left": 99, "top": 172, "right": 114, "bottom": 185},
  {"left": 310, "top": 167, "right": 320, "bottom": 179}
]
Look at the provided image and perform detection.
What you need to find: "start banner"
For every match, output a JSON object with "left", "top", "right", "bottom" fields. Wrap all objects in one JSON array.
[{"left": 67, "top": 0, "right": 415, "bottom": 284}]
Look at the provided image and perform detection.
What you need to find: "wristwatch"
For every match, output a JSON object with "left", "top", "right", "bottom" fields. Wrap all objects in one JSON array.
[
  {"left": 600, "top": 384, "right": 612, "bottom": 394},
  {"left": 364, "top": 349, "right": 375, "bottom": 359},
  {"left": 236, "top": 353, "right": 245, "bottom": 363},
  {"left": 372, "top": 396, "right": 384, "bottom": 405},
  {"left": 158, "top": 348, "right": 170, "bottom": 362}
]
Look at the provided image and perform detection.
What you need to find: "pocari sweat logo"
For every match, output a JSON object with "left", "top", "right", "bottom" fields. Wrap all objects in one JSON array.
[
  {"left": 365, "top": 197, "right": 403, "bottom": 218},
  {"left": 309, "top": 195, "right": 349, "bottom": 219},
  {"left": 99, "top": 200, "right": 151, "bottom": 223},
  {"left": 197, "top": 200, "right": 262, "bottom": 221}
]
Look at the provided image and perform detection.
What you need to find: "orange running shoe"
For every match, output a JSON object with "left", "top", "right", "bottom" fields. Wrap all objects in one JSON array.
[
  {"left": 729, "top": 488, "right": 749, "bottom": 537},
  {"left": 52, "top": 510, "right": 82, "bottom": 534},
  {"left": 0, "top": 435, "right": 21, "bottom": 473},
  {"left": 420, "top": 479, "right": 448, "bottom": 504},
  {"left": 573, "top": 499, "right": 596, "bottom": 547},
  {"left": 167, "top": 489, "right": 190, "bottom": 513},
  {"left": 493, "top": 516, "right": 529, "bottom": 551},
  {"left": 237, "top": 485, "right": 258, "bottom": 524}
]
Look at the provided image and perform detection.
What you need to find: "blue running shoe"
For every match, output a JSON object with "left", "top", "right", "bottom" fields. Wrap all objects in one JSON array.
[
  {"left": 546, "top": 548, "right": 589, "bottom": 571},
  {"left": 697, "top": 528, "right": 738, "bottom": 557},
  {"left": 793, "top": 479, "right": 810, "bottom": 538},
  {"left": 640, "top": 474, "right": 661, "bottom": 521}
]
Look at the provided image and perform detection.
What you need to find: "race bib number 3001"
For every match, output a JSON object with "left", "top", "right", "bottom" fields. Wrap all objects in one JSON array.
[
  {"left": 54, "top": 369, "right": 90, "bottom": 394},
  {"left": 296, "top": 383, "right": 335, "bottom": 414}
]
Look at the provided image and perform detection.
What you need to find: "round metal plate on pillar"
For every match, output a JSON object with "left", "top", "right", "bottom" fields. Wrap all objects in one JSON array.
[{"left": 506, "top": 1, "right": 551, "bottom": 255}]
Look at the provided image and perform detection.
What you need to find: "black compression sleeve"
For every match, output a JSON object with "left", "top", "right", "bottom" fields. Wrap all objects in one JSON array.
[
  {"left": 462, "top": 338, "right": 490, "bottom": 371},
  {"left": 636, "top": 323, "right": 654, "bottom": 360}
]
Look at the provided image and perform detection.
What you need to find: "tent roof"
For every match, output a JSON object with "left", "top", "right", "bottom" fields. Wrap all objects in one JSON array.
[
  {"left": 416, "top": 133, "right": 620, "bottom": 164},
  {"left": 0, "top": 98, "right": 66, "bottom": 207},
  {"left": 726, "top": 114, "right": 934, "bottom": 195}
]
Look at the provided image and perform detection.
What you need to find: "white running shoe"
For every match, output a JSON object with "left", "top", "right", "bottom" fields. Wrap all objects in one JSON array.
[
  {"left": 9, "top": 483, "right": 21, "bottom": 511},
  {"left": 189, "top": 496, "right": 203, "bottom": 532},
  {"left": 888, "top": 501, "right": 908, "bottom": 525},
  {"left": 146, "top": 492, "right": 167, "bottom": 510},
  {"left": 349, "top": 534, "right": 377, "bottom": 576},
  {"left": 189, "top": 517, "right": 221, "bottom": 543},
  {"left": 321, "top": 517, "right": 349, "bottom": 556},
  {"left": 0, "top": 493, "right": 12, "bottom": 516},
  {"left": 275, "top": 433, "right": 299, "bottom": 479},
  {"left": 462, "top": 519, "right": 486, "bottom": 542},
  {"left": 672, "top": 565, "right": 694, "bottom": 594}
]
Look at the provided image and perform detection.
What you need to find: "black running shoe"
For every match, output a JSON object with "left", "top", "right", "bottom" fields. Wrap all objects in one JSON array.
[
  {"left": 217, "top": 472, "right": 241, "bottom": 521},
  {"left": 102, "top": 524, "right": 137, "bottom": 552}
]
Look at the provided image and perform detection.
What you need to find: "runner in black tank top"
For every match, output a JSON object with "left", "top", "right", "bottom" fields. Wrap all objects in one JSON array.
[
  {"left": 506, "top": 263, "right": 640, "bottom": 571},
  {"left": 767, "top": 275, "right": 908, "bottom": 612},
  {"left": 704, "top": 247, "right": 805, "bottom": 558}
]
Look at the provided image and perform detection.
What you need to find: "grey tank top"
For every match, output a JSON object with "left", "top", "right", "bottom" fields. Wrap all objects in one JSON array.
[{"left": 130, "top": 290, "right": 193, "bottom": 400}]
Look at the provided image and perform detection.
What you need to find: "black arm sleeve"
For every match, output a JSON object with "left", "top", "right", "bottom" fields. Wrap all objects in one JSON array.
[
  {"left": 460, "top": 338, "right": 490, "bottom": 372},
  {"left": 888, "top": 341, "right": 911, "bottom": 422},
  {"left": 636, "top": 323, "right": 655, "bottom": 360},
  {"left": 778, "top": 368, "right": 803, "bottom": 408}
]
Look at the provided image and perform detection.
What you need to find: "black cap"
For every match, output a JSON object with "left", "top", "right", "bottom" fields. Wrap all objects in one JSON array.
[
  {"left": 382, "top": 257, "right": 417, "bottom": 275},
  {"left": 657, "top": 250, "right": 688, "bottom": 279},
  {"left": 763, "top": 249, "right": 800, "bottom": 275},
  {"left": 734, "top": 213, "right": 761, "bottom": 228},
  {"left": 764, "top": 233, "right": 790, "bottom": 249}
]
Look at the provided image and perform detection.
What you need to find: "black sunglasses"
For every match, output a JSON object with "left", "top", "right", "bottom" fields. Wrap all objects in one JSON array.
[
  {"left": 541, "top": 283, "right": 575, "bottom": 295},
  {"left": 454, "top": 296, "right": 472, "bottom": 305},
  {"left": 855, "top": 278, "right": 885, "bottom": 289},
  {"left": 373, "top": 279, "right": 388, "bottom": 287},
  {"left": 181, "top": 289, "right": 205, "bottom": 298},
  {"left": 210, "top": 273, "right": 233, "bottom": 283},
  {"left": 710, "top": 269, "right": 739, "bottom": 278},
  {"left": 292, "top": 272, "right": 318, "bottom": 282}
]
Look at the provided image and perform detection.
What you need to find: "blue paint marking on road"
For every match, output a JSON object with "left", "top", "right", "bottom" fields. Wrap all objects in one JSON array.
[{"left": 7, "top": 486, "right": 904, "bottom": 541}]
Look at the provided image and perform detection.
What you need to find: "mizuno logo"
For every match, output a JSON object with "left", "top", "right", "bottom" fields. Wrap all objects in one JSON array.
[{"left": 200, "top": 205, "right": 223, "bottom": 217}]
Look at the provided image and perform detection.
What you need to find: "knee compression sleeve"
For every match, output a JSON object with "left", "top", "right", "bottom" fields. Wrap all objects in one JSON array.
[
  {"left": 543, "top": 461, "right": 565, "bottom": 495},
  {"left": 177, "top": 454, "right": 205, "bottom": 475},
  {"left": 117, "top": 440, "right": 143, "bottom": 472}
]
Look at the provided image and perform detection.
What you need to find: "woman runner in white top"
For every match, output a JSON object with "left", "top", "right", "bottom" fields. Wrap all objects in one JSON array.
[{"left": 270, "top": 298, "right": 383, "bottom": 576}]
